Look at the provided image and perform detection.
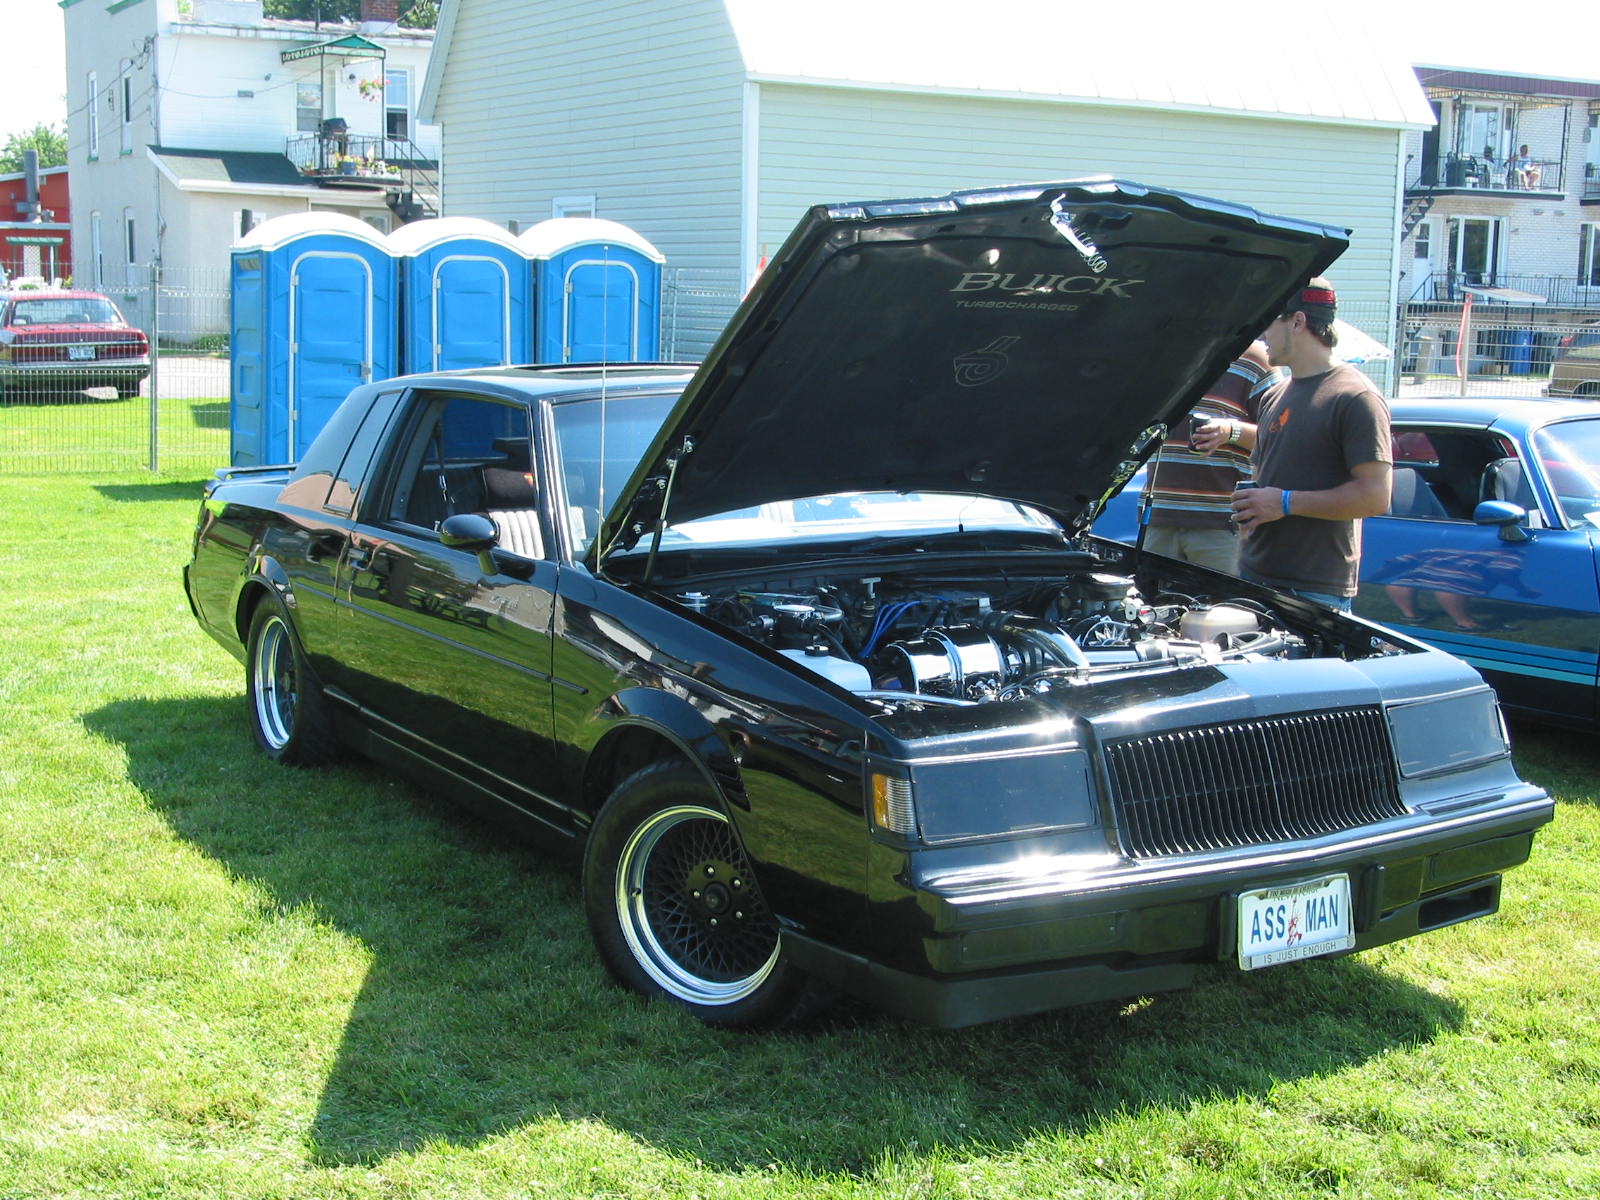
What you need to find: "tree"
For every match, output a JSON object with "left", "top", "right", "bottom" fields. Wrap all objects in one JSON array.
[
  {"left": 262, "top": 0, "right": 436, "bottom": 27},
  {"left": 0, "top": 124, "right": 68, "bottom": 174}
]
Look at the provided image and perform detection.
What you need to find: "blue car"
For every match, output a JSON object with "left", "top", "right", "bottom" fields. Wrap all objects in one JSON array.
[
  {"left": 1096, "top": 397, "right": 1600, "bottom": 729},
  {"left": 1363, "top": 398, "right": 1600, "bottom": 730}
]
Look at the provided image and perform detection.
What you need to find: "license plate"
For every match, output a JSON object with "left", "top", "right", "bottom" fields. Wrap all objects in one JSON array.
[
  {"left": 1237, "top": 873, "right": 1354, "bottom": 970},
  {"left": 67, "top": 345, "right": 95, "bottom": 361}
]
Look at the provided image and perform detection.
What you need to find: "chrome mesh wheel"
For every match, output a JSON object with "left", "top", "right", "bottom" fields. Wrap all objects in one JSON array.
[{"left": 614, "top": 804, "right": 781, "bottom": 1005}]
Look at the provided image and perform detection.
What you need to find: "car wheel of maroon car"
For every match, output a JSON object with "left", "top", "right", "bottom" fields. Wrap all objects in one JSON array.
[
  {"left": 583, "top": 761, "right": 824, "bottom": 1027},
  {"left": 245, "top": 595, "right": 340, "bottom": 767}
]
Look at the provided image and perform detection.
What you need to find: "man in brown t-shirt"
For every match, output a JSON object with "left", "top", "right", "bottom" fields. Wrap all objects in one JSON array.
[{"left": 1195, "top": 280, "right": 1391, "bottom": 610}]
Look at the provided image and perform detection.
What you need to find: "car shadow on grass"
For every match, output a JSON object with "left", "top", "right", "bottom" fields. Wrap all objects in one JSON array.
[{"left": 87, "top": 694, "right": 1468, "bottom": 1176}]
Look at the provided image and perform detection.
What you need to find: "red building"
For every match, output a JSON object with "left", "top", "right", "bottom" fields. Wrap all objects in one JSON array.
[{"left": 0, "top": 163, "right": 72, "bottom": 282}]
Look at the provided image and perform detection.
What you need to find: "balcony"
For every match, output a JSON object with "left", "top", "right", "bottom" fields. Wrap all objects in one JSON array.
[
  {"left": 1584, "top": 163, "right": 1600, "bottom": 204},
  {"left": 1407, "top": 152, "right": 1565, "bottom": 198},
  {"left": 1402, "top": 270, "right": 1600, "bottom": 309},
  {"left": 286, "top": 132, "right": 417, "bottom": 183}
]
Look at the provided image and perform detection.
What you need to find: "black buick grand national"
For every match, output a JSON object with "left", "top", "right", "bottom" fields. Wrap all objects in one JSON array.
[{"left": 184, "top": 179, "right": 1553, "bottom": 1028}]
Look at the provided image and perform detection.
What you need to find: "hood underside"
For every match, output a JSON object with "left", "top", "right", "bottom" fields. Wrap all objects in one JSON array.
[{"left": 597, "top": 178, "right": 1347, "bottom": 561}]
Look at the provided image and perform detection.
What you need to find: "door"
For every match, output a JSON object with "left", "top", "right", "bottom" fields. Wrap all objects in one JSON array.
[
  {"left": 1357, "top": 423, "right": 1600, "bottom": 726},
  {"left": 291, "top": 252, "right": 372, "bottom": 460},
  {"left": 433, "top": 256, "right": 512, "bottom": 371},
  {"left": 564, "top": 260, "right": 639, "bottom": 362},
  {"left": 338, "top": 390, "right": 566, "bottom": 817}
]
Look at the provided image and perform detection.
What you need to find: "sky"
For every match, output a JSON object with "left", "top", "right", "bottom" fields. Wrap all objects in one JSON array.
[
  {"left": 5, "top": 0, "right": 68, "bottom": 148},
  {"left": 2, "top": 0, "right": 1596, "bottom": 151}
]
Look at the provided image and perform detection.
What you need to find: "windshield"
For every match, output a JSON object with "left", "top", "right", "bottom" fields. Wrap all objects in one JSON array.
[
  {"left": 551, "top": 389, "right": 1059, "bottom": 553},
  {"left": 9, "top": 297, "right": 123, "bottom": 325},
  {"left": 1532, "top": 418, "right": 1600, "bottom": 528}
]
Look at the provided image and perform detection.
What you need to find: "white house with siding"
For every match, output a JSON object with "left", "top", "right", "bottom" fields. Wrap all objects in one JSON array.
[
  {"left": 419, "top": 0, "right": 1435, "bottom": 368},
  {"left": 63, "top": 0, "right": 439, "bottom": 338}
]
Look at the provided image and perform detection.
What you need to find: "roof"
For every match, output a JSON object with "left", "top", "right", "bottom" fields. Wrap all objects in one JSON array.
[
  {"left": 516, "top": 218, "right": 664, "bottom": 262},
  {"left": 423, "top": 1, "right": 1435, "bottom": 130},
  {"left": 149, "top": 147, "right": 311, "bottom": 188},
  {"left": 721, "top": 0, "right": 1435, "bottom": 127},
  {"left": 1414, "top": 67, "right": 1600, "bottom": 100},
  {"left": 1389, "top": 397, "right": 1600, "bottom": 427}
]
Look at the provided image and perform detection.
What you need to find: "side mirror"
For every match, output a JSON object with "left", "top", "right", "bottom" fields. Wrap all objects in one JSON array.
[
  {"left": 439, "top": 512, "right": 497, "bottom": 551},
  {"left": 440, "top": 512, "right": 500, "bottom": 574},
  {"left": 1473, "top": 499, "right": 1531, "bottom": 543}
]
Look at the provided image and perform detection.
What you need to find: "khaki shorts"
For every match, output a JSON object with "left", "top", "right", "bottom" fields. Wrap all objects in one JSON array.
[{"left": 1141, "top": 524, "right": 1239, "bottom": 575}]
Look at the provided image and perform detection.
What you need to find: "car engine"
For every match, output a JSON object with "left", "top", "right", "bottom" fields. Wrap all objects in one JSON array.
[{"left": 669, "top": 558, "right": 1327, "bottom": 706}]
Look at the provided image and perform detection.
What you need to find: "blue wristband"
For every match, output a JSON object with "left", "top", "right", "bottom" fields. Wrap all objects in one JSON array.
[{"left": 1281, "top": 490, "right": 1293, "bottom": 517}]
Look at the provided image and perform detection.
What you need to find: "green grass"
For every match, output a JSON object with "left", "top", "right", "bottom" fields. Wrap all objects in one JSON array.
[
  {"left": 2, "top": 470, "right": 1598, "bottom": 1199},
  {"left": 0, "top": 390, "right": 228, "bottom": 474}
]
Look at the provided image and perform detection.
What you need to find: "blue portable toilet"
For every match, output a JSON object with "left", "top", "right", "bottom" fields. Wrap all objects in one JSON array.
[
  {"left": 389, "top": 217, "right": 532, "bottom": 374},
  {"left": 518, "top": 218, "right": 664, "bottom": 363},
  {"left": 229, "top": 212, "right": 397, "bottom": 465}
]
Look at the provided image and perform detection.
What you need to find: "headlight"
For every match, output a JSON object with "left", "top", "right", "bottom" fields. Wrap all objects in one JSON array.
[
  {"left": 869, "top": 749, "right": 1096, "bottom": 844},
  {"left": 1386, "top": 688, "right": 1510, "bottom": 778}
]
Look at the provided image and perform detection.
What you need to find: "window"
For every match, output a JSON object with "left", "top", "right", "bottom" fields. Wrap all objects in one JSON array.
[
  {"left": 552, "top": 195, "right": 597, "bottom": 219},
  {"left": 236, "top": 209, "right": 260, "bottom": 240},
  {"left": 120, "top": 69, "right": 133, "bottom": 154},
  {"left": 1447, "top": 216, "right": 1502, "bottom": 285},
  {"left": 1581, "top": 225, "right": 1600, "bottom": 289},
  {"left": 1459, "top": 100, "right": 1513, "bottom": 165},
  {"left": 296, "top": 81, "right": 323, "bottom": 133},
  {"left": 384, "top": 68, "right": 409, "bottom": 141},
  {"left": 385, "top": 394, "right": 536, "bottom": 535},
  {"left": 89, "top": 211, "right": 104, "bottom": 289},
  {"left": 86, "top": 71, "right": 99, "bottom": 159},
  {"left": 123, "top": 207, "right": 137, "bottom": 282}
]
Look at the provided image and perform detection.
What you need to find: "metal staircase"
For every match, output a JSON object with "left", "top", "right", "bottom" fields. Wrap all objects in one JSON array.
[{"left": 1401, "top": 193, "right": 1436, "bottom": 242}]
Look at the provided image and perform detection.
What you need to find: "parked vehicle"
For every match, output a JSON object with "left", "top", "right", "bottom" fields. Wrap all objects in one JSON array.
[
  {"left": 1544, "top": 321, "right": 1600, "bottom": 399},
  {"left": 1360, "top": 397, "right": 1600, "bottom": 728},
  {"left": 1096, "top": 397, "right": 1600, "bottom": 730},
  {"left": 0, "top": 287, "right": 150, "bottom": 400},
  {"left": 184, "top": 180, "right": 1551, "bottom": 1029}
]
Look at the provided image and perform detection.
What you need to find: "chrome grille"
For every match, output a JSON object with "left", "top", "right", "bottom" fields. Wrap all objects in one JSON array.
[{"left": 1102, "top": 708, "right": 1405, "bottom": 859}]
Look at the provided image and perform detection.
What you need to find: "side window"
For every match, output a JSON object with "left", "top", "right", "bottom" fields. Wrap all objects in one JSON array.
[
  {"left": 1387, "top": 428, "right": 1516, "bottom": 521},
  {"left": 383, "top": 394, "right": 535, "bottom": 535},
  {"left": 326, "top": 390, "right": 405, "bottom": 515}
]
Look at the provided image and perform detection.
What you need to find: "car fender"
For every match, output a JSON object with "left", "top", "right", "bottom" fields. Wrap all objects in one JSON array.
[
  {"left": 233, "top": 553, "right": 296, "bottom": 642},
  {"left": 581, "top": 684, "right": 747, "bottom": 814}
]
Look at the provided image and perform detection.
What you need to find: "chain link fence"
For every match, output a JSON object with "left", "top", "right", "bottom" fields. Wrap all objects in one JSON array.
[
  {"left": 2, "top": 263, "right": 1592, "bottom": 476},
  {"left": 0, "top": 264, "right": 745, "bottom": 476}
]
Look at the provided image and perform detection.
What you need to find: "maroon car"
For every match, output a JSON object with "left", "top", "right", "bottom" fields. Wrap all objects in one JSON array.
[{"left": 0, "top": 287, "right": 151, "bottom": 400}]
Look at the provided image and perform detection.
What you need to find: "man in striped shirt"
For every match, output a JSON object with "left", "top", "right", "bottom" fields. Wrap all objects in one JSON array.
[{"left": 1139, "top": 342, "right": 1277, "bottom": 573}]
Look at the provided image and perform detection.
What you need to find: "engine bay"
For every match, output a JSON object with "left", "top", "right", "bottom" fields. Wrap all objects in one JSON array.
[{"left": 657, "top": 549, "right": 1394, "bottom": 706}]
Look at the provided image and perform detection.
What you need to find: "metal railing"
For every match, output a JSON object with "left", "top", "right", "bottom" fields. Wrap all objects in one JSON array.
[
  {"left": 1402, "top": 271, "right": 1600, "bottom": 309},
  {"left": 1407, "top": 152, "right": 1565, "bottom": 195}
]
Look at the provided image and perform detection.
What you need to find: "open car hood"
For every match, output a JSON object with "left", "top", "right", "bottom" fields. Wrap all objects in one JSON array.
[{"left": 594, "top": 178, "right": 1347, "bottom": 563}]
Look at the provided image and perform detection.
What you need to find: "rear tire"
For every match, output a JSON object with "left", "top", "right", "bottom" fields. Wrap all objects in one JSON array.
[
  {"left": 245, "top": 593, "right": 340, "bottom": 766},
  {"left": 582, "top": 761, "right": 828, "bottom": 1027}
]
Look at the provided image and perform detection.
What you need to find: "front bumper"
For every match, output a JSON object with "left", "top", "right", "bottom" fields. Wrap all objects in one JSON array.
[{"left": 792, "top": 786, "right": 1551, "bottom": 1027}]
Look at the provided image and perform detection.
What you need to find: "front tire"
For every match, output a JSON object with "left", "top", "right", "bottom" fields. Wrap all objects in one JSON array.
[
  {"left": 245, "top": 594, "right": 339, "bottom": 766},
  {"left": 583, "top": 761, "right": 825, "bottom": 1027}
]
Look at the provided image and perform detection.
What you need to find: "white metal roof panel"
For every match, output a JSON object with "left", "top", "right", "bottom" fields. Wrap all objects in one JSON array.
[{"left": 723, "top": 0, "right": 1435, "bottom": 128}]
